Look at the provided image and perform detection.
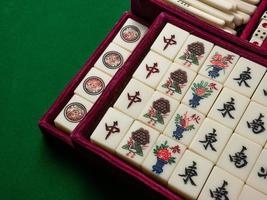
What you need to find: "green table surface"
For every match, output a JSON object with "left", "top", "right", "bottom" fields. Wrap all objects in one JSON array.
[{"left": 0, "top": 1, "right": 166, "bottom": 199}]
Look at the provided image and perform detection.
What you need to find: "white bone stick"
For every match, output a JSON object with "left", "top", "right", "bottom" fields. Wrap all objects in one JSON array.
[
  {"left": 199, "top": 0, "right": 235, "bottom": 11},
  {"left": 227, "top": 0, "right": 257, "bottom": 15},
  {"left": 241, "top": 0, "right": 261, "bottom": 5},
  {"left": 236, "top": 10, "right": 251, "bottom": 24},
  {"left": 166, "top": 0, "right": 226, "bottom": 26},
  {"left": 183, "top": 0, "right": 234, "bottom": 23},
  {"left": 229, "top": 11, "right": 245, "bottom": 26}
]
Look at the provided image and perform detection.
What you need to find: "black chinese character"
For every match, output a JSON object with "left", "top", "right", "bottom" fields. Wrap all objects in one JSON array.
[
  {"left": 127, "top": 91, "right": 141, "bottom": 109},
  {"left": 209, "top": 180, "right": 229, "bottom": 200},
  {"left": 258, "top": 167, "right": 267, "bottom": 180},
  {"left": 247, "top": 113, "right": 265, "bottom": 134},
  {"left": 179, "top": 161, "right": 198, "bottom": 186},
  {"left": 199, "top": 128, "right": 217, "bottom": 152},
  {"left": 163, "top": 35, "right": 177, "bottom": 50},
  {"left": 105, "top": 121, "right": 120, "bottom": 140},
  {"left": 217, "top": 97, "right": 235, "bottom": 119},
  {"left": 229, "top": 146, "right": 248, "bottom": 168},
  {"left": 233, "top": 67, "right": 252, "bottom": 87},
  {"left": 146, "top": 63, "right": 159, "bottom": 79}
]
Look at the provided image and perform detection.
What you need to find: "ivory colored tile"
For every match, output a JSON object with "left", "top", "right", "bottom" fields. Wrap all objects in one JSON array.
[
  {"left": 164, "top": 103, "right": 205, "bottom": 146},
  {"left": 90, "top": 108, "right": 134, "bottom": 153},
  {"left": 74, "top": 68, "right": 111, "bottom": 103},
  {"left": 94, "top": 42, "right": 130, "bottom": 76},
  {"left": 54, "top": 95, "right": 93, "bottom": 134},
  {"left": 199, "top": 46, "right": 240, "bottom": 83},
  {"left": 189, "top": 118, "right": 232, "bottom": 163},
  {"left": 157, "top": 63, "right": 197, "bottom": 101},
  {"left": 141, "top": 135, "right": 186, "bottom": 184},
  {"left": 138, "top": 91, "right": 179, "bottom": 132},
  {"left": 151, "top": 23, "right": 189, "bottom": 61},
  {"left": 208, "top": 88, "right": 250, "bottom": 129},
  {"left": 252, "top": 72, "right": 267, "bottom": 107},
  {"left": 116, "top": 120, "right": 160, "bottom": 168},
  {"left": 236, "top": 101, "right": 267, "bottom": 146},
  {"left": 198, "top": 166, "right": 244, "bottom": 200},
  {"left": 182, "top": 75, "right": 222, "bottom": 115},
  {"left": 238, "top": 185, "right": 267, "bottom": 200},
  {"left": 217, "top": 134, "right": 262, "bottom": 181},
  {"left": 133, "top": 51, "right": 172, "bottom": 89},
  {"left": 113, "top": 18, "right": 147, "bottom": 52},
  {"left": 168, "top": 150, "right": 213, "bottom": 200},
  {"left": 247, "top": 149, "right": 267, "bottom": 195},
  {"left": 224, "top": 57, "right": 266, "bottom": 98},
  {"left": 114, "top": 79, "right": 154, "bottom": 119},
  {"left": 174, "top": 35, "right": 214, "bottom": 72}
]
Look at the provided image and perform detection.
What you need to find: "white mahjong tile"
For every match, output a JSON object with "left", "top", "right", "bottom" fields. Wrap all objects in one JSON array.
[
  {"left": 150, "top": 23, "right": 189, "bottom": 61},
  {"left": 133, "top": 51, "right": 172, "bottom": 89},
  {"left": 164, "top": 103, "right": 205, "bottom": 146},
  {"left": 208, "top": 88, "right": 250, "bottom": 129},
  {"left": 238, "top": 185, "right": 267, "bottom": 200},
  {"left": 141, "top": 135, "right": 186, "bottom": 184},
  {"left": 54, "top": 95, "right": 93, "bottom": 134},
  {"left": 182, "top": 75, "right": 222, "bottom": 115},
  {"left": 174, "top": 35, "right": 214, "bottom": 72},
  {"left": 114, "top": 79, "right": 154, "bottom": 119},
  {"left": 94, "top": 42, "right": 130, "bottom": 76},
  {"left": 199, "top": 46, "right": 240, "bottom": 83},
  {"left": 217, "top": 134, "right": 262, "bottom": 181},
  {"left": 74, "top": 68, "right": 112, "bottom": 103},
  {"left": 249, "top": 37, "right": 264, "bottom": 47},
  {"left": 224, "top": 57, "right": 266, "bottom": 98},
  {"left": 198, "top": 166, "right": 244, "bottom": 200},
  {"left": 113, "top": 18, "right": 148, "bottom": 52},
  {"left": 247, "top": 149, "right": 267, "bottom": 195},
  {"left": 115, "top": 120, "right": 160, "bottom": 168},
  {"left": 138, "top": 91, "right": 179, "bottom": 132},
  {"left": 189, "top": 118, "right": 232, "bottom": 163},
  {"left": 168, "top": 150, "right": 213, "bottom": 200},
  {"left": 157, "top": 63, "right": 197, "bottom": 101},
  {"left": 90, "top": 108, "right": 134, "bottom": 153},
  {"left": 252, "top": 72, "right": 267, "bottom": 107},
  {"left": 236, "top": 101, "right": 267, "bottom": 146}
]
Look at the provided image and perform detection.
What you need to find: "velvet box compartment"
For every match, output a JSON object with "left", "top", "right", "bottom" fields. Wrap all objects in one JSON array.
[
  {"left": 71, "top": 12, "right": 267, "bottom": 200},
  {"left": 131, "top": 0, "right": 267, "bottom": 56},
  {"left": 38, "top": 12, "right": 149, "bottom": 147}
]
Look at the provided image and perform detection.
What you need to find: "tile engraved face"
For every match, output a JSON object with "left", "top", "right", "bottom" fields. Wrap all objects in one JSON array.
[
  {"left": 145, "top": 63, "right": 159, "bottom": 79},
  {"left": 217, "top": 97, "right": 235, "bottom": 119},
  {"left": 163, "top": 34, "right": 177, "bottom": 50},
  {"left": 199, "top": 129, "right": 217, "bottom": 152},
  {"left": 64, "top": 102, "right": 87, "bottom": 123},
  {"left": 120, "top": 25, "right": 141, "bottom": 43},
  {"left": 127, "top": 91, "right": 141, "bottom": 109},
  {"left": 229, "top": 146, "right": 248, "bottom": 168},
  {"left": 83, "top": 76, "right": 105, "bottom": 95},
  {"left": 233, "top": 67, "right": 252, "bottom": 87},
  {"left": 103, "top": 51, "right": 123, "bottom": 69},
  {"left": 178, "top": 161, "right": 198, "bottom": 186},
  {"left": 247, "top": 113, "right": 265, "bottom": 134},
  {"left": 105, "top": 121, "right": 120, "bottom": 140}
]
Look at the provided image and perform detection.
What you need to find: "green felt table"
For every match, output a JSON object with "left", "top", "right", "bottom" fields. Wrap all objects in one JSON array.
[{"left": 0, "top": 1, "right": 166, "bottom": 199}]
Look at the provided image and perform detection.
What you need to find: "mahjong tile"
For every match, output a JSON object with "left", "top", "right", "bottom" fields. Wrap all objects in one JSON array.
[
  {"left": 138, "top": 91, "right": 179, "bottom": 132},
  {"left": 157, "top": 63, "right": 197, "bottom": 101},
  {"left": 94, "top": 42, "right": 130, "bottom": 76},
  {"left": 114, "top": 79, "right": 154, "bottom": 119},
  {"left": 238, "top": 185, "right": 267, "bottom": 200},
  {"left": 198, "top": 166, "right": 244, "bottom": 200},
  {"left": 54, "top": 95, "right": 93, "bottom": 134},
  {"left": 141, "top": 135, "right": 186, "bottom": 184},
  {"left": 208, "top": 88, "right": 250, "bottom": 129},
  {"left": 174, "top": 35, "right": 214, "bottom": 72},
  {"left": 168, "top": 150, "right": 213, "bottom": 200},
  {"left": 224, "top": 57, "right": 266, "bottom": 98},
  {"left": 199, "top": 46, "right": 240, "bottom": 83},
  {"left": 252, "top": 72, "right": 267, "bottom": 107},
  {"left": 74, "top": 68, "right": 111, "bottom": 103},
  {"left": 113, "top": 18, "right": 147, "bottom": 52},
  {"left": 217, "top": 134, "right": 262, "bottom": 181},
  {"left": 133, "top": 51, "right": 172, "bottom": 89},
  {"left": 90, "top": 108, "right": 134, "bottom": 153},
  {"left": 115, "top": 120, "right": 160, "bottom": 168},
  {"left": 150, "top": 23, "right": 189, "bottom": 61},
  {"left": 164, "top": 103, "right": 205, "bottom": 146},
  {"left": 236, "top": 101, "right": 267, "bottom": 146},
  {"left": 189, "top": 118, "right": 232, "bottom": 163},
  {"left": 182, "top": 75, "right": 222, "bottom": 115},
  {"left": 247, "top": 149, "right": 267, "bottom": 195}
]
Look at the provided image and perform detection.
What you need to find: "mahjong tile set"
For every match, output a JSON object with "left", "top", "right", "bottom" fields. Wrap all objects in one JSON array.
[{"left": 39, "top": 1, "right": 267, "bottom": 200}]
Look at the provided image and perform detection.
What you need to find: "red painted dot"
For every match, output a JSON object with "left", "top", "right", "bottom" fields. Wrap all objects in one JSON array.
[
  {"left": 253, "top": 41, "right": 259, "bottom": 46},
  {"left": 262, "top": 23, "right": 267, "bottom": 29}
]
